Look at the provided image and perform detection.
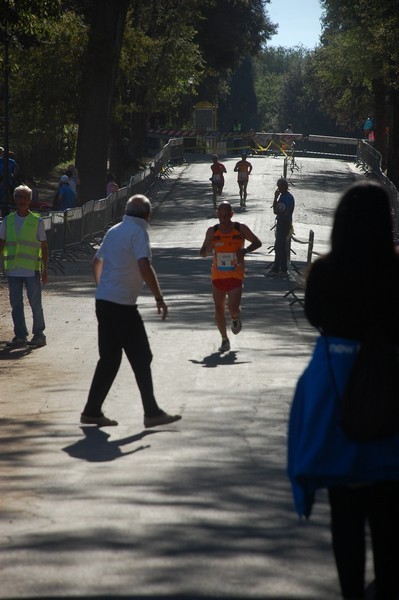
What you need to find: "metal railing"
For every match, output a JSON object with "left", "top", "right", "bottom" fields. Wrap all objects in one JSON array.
[
  {"left": 40, "top": 139, "right": 184, "bottom": 271},
  {"left": 150, "top": 131, "right": 360, "bottom": 160},
  {"left": 356, "top": 140, "right": 399, "bottom": 237}
]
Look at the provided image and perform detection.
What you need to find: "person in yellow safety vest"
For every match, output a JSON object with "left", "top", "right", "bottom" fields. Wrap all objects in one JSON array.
[{"left": 0, "top": 184, "right": 48, "bottom": 348}]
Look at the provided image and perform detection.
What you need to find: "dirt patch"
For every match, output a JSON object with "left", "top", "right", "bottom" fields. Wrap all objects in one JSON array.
[{"left": 0, "top": 252, "right": 95, "bottom": 346}]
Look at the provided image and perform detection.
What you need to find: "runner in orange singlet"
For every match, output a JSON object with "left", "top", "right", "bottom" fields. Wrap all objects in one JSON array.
[{"left": 200, "top": 201, "right": 262, "bottom": 352}]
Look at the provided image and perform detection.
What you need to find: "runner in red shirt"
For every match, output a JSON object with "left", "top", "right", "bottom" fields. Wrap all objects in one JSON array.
[{"left": 210, "top": 154, "right": 227, "bottom": 209}]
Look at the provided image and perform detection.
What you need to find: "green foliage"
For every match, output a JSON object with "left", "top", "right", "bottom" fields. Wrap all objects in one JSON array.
[
  {"left": 108, "top": 0, "right": 208, "bottom": 135},
  {"left": 7, "top": 10, "right": 87, "bottom": 173},
  {"left": 0, "top": 0, "right": 61, "bottom": 36},
  {"left": 196, "top": 0, "right": 276, "bottom": 105},
  {"left": 118, "top": 6, "right": 204, "bottom": 124},
  {"left": 218, "top": 57, "right": 259, "bottom": 131},
  {"left": 197, "top": 0, "right": 276, "bottom": 72},
  {"left": 318, "top": 0, "right": 399, "bottom": 127}
]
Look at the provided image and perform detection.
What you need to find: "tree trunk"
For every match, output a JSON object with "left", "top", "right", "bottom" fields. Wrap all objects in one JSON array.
[
  {"left": 108, "top": 121, "right": 126, "bottom": 186},
  {"left": 75, "top": 0, "right": 129, "bottom": 204},
  {"left": 387, "top": 88, "right": 399, "bottom": 188},
  {"left": 372, "top": 77, "right": 387, "bottom": 170}
]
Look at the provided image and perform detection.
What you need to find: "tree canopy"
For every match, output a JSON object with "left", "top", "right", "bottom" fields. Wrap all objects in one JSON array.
[
  {"left": 3, "top": 0, "right": 399, "bottom": 191},
  {"left": 317, "top": 0, "right": 399, "bottom": 180}
]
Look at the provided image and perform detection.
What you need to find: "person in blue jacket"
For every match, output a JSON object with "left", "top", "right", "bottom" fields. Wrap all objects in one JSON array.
[
  {"left": 57, "top": 174, "right": 75, "bottom": 210},
  {"left": 287, "top": 180, "right": 399, "bottom": 599}
]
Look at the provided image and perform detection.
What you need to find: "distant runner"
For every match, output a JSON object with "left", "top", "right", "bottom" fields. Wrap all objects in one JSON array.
[
  {"left": 234, "top": 153, "right": 253, "bottom": 207},
  {"left": 200, "top": 201, "right": 262, "bottom": 352},
  {"left": 210, "top": 154, "right": 227, "bottom": 209}
]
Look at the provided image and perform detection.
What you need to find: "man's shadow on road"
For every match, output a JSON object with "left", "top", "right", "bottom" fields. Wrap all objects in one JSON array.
[
  {"left": 189, "top": 351, "right": 250, "bottom": 368},
  {"left": 0, "top": 343, "right": 33, "bottom": 359},
  {"left": 63, "top": 428, "right": 155, "bottom": 462}
]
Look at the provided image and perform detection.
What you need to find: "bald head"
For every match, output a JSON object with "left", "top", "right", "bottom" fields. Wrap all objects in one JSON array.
[
  {"left": 217, "top": 200, "right": 232, "bottom": 213},
  {"left": 277, "top": 177, "right": 289, "bottom": 192},
  {"left": 125, "top": 194, "right": 151, "bottom": 219}
]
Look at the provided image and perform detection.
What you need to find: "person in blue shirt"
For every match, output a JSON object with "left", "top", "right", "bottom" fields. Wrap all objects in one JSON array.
[
  {"left": 363, "top": 116, "right": 374, "bottom": 139},
  {"left": 57, "top": 175, "right": 75, "bottom": 210},
  {"left": 270, "top": 177, "right": 294, "bottom": 276}
]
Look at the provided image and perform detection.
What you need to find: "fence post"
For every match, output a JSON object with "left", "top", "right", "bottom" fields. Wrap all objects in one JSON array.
[
  {"left": 306, "top": 229, "right": 314, "bottom": 267},
  {"left": 283, "top": 157, "right": 288, "bottom": 179}
]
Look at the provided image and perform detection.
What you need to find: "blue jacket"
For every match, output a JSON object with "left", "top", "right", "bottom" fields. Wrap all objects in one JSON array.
[
  {"left": 59, "top": 185, "right": 75, "bottom": 210},
  {"left": 287, "top": 336, "right": 399, "bottom": 518}
]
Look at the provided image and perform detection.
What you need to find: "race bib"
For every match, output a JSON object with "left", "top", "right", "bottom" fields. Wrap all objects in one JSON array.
[{"left": 216, "top": 252, "right": 236, "bottom": 271}]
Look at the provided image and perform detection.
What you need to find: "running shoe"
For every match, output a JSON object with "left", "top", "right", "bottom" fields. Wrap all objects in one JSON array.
[
  {"left": 231, "top": 316, "right": 242, "bottom": 335},
  {"left": 219, "top": 338, "right": 231, "bottom": 353}
]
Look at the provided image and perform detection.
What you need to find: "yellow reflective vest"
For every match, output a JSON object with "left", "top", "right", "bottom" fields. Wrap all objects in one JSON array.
[{"left": 4, "top": 212, "right": 42, "bottom": 272}]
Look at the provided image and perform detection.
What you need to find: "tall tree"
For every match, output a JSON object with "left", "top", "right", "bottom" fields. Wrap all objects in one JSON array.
[
  {"left": 7, "top": 10, "right": 86, "bottom": 174},
  {"left": 318, "top": 0, "right": 399, "bottom": 180},
  {"left": 110, "top": 0, "right": 204, "bottom": 181},
  {"left": 195, "top": 0, "right": 276, "bottom": 106},
  {"left": 0, "top": 0, "right": 61, "bottom": 187},
  {"left": 75, "top": 0, "right": 129, "bottom": 204},
  {"left": 74, "top": 0, "right": 276, "bottom": 197},
  {"left": 218, "top": 57, "right": 259, "bottom": 132}
]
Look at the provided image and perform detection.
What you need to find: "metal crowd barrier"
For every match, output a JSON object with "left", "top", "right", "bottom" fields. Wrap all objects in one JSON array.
[
  {"left": 152, "top": 131, "right": 360, "bottom": 160},
  {"left": 40, "top": 138, "right": 184, "bottom": 272},
  {"left": 356, "top": 140, "right": 399, "bottom": 237},
  {"left": 284, "top": 230, "right": 320, "bottom": 307}
]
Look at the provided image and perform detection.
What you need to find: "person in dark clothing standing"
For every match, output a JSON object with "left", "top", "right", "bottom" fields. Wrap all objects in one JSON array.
[
  {"left": 270, "top": 177, "right": 294, "bottom": 276},
  {"left": 292, "top": 180, "right": 399, "bottom": 599}
]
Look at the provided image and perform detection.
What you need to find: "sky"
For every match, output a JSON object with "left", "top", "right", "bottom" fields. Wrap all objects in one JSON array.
[{"left": 267, "top": 0, "right": 323, "bottom": 49}]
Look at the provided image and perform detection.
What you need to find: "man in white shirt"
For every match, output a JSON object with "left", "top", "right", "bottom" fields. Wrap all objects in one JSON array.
[{"left": 80, "top": 194, "right": 182, "bottom": 429}]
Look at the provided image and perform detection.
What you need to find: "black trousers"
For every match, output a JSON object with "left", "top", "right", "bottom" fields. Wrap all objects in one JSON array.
[
  {"left": 83, "top": 300, "right": 161, "bottom": 418},
  {"left": 328, "top": 481, "right": 399, "bottom": 599},
  {"left": 273, "top": 219, "right": 291, "bottom": 272}
]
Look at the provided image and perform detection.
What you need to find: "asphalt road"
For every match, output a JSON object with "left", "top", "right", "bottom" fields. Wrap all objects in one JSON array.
[{"left": 0, "top": 153, "right": 367, "bottom": 599}]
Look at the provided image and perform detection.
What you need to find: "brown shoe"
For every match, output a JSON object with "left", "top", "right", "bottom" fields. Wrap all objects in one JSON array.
[
  {"left": 80, "top": 414, "right": 118, "bottom": 427},
  {"left": 144, "top": 413, "right": 182, "bottom": 429}
]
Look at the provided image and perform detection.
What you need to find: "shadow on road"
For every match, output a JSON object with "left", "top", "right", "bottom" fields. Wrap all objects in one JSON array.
[{"left": 62, "top": 428, "right": 156, "bottom": 462}]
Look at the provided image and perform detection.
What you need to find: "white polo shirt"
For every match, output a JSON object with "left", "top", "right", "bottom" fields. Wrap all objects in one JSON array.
[{"left": 95, "top": 215, "right": 151, "bottom": 305}]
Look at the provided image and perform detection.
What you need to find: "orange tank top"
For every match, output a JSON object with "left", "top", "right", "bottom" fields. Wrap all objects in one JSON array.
[{"left": 211, "top": 223, "right": 245, "bottom": 280}]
